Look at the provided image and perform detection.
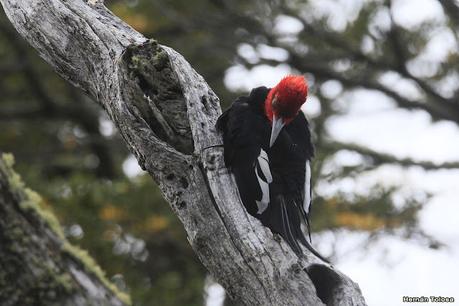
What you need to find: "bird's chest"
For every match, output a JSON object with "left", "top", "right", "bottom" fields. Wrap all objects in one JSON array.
[
  {"left": 268, "top": 129, "right": 305, "bottom": 166},
  {"left": 268, "top": 137, "right": 306, "bottom": 191}
]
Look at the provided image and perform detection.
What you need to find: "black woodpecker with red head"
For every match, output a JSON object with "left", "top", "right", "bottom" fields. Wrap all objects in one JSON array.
[{"left": 217, "top": 75, "right": 327, "bottom": 261}]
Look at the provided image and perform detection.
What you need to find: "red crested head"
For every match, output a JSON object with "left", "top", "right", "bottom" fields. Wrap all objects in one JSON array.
[{"left": 265, "top": 75, "right": 308, "bottom": 124}]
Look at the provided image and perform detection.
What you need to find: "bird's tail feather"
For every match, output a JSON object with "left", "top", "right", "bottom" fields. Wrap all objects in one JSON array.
[{"left": 261, "top": 195, "right": 329, "bottom": 262}]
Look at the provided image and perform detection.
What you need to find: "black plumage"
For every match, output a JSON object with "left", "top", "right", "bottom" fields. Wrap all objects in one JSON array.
[{"left": 217, "top": 86, "right": 326, "bottom": 260}]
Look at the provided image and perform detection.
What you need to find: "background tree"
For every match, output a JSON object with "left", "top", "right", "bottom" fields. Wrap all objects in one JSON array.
[{"left": 1, "top": 0, "right": 458, "bottom": 305}]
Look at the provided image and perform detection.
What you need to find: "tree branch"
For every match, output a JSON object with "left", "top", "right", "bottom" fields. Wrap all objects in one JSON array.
[
  {"left": 324, "top": 141, "right": 459, "bottom": 170},
  {"left": 438, "top": 0, "right": 459, "bottom": 32},
  {"left": 288, "top": 51, "right": 459, "bottom": 123},
  {"left": 278, "top": 4, "right": 459, "bottom": 123},
  {"left": 0, "top": 1, "right": 366, "bottom": 305}
]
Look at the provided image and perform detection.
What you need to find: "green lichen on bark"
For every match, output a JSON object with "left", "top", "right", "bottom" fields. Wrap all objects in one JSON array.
[
  {"left": 1, "top": 154, "right": 66, "bottom": 241},
  {"left": 0, "top": 153, "right": 130, "bottom": 305},
  {"left": 61, "top": 242, "right": 131, "bottom": 305}
]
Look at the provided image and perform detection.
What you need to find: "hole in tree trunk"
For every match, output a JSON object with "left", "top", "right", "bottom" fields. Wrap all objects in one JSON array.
[{"left": 306, "top": 264, "right": 342, "bottom": 305}]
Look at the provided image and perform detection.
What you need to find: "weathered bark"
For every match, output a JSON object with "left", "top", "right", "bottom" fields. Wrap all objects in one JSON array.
[
  {"left": 0, "top": 1, "right": 367, "bottom": 305},
  {"left": 0, "top": 154, "right": 130, "bottom": 306}
]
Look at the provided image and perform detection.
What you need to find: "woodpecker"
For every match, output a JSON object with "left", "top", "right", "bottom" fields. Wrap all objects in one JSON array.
[{"left": 217, "top": 75, "right": 327, "bottom": 261}]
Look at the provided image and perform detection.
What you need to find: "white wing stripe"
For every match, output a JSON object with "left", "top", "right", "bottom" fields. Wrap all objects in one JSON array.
[
  {"left": 303, "top": 160, "right": 312, "bottom": 214},
  {"left": 257, "top": 149, "right": 272, "bottom": 183},
  {"left": 255, "top": 149, "right": 272, "bottom": 214}
]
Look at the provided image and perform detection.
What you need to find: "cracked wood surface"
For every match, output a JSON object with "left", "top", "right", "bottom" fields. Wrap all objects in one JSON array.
[{"left": 0, "top": 1, "right": 367, "bottom": 305}]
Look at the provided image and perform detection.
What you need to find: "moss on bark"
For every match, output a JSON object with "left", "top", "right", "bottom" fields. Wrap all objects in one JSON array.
[{"left": 0, "top": 153, "right": 130, "bottom": 306}]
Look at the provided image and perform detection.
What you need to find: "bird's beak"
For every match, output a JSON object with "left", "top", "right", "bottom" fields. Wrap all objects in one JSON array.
[{"left": 270, "top": 114, "right": 285, "bottom": 147}]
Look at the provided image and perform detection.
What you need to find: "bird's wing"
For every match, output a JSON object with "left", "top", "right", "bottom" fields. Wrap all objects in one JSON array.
[
  {"left": 294, "top": 112, "right": 315, "bottom": 241},
  {"left": 216, "top": 87, "right": 271, "bottom": 215},
  {"left": 303, "top": 160, "right": 312, "bottom": 216}
]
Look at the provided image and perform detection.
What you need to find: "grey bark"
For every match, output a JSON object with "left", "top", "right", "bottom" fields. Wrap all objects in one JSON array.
[
  {"left": 0, "top": 1, "right": 367, "bottom": 305},
  {"left": 0, "top": 155, "right": 130, "bottom": 306}
]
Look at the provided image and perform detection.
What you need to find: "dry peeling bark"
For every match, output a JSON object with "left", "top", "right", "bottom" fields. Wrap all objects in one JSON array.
[
  {"left": 0, "top": 154, "right": 130, "bottom": 306},
  {"left": 0, "top": 1, "right": 367, "bottom": 305}
]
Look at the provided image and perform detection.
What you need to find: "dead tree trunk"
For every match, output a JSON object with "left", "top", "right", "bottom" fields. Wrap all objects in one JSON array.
[
  {"left": 0, "top": 1, "right": 367, "bottom": 305},
  {"left": 0, "top": 154, "right": 130, "bottom": 306}
]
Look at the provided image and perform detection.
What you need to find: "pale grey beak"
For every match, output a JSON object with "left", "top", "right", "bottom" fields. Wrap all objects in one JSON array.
[{"left": 270, "top": 114, "right": 285, "bottom": 147}]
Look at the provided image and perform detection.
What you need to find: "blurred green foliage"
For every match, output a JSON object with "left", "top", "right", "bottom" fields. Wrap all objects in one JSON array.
[{"left": 2, "top": 0, "right": 454, "bottom": 304}]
